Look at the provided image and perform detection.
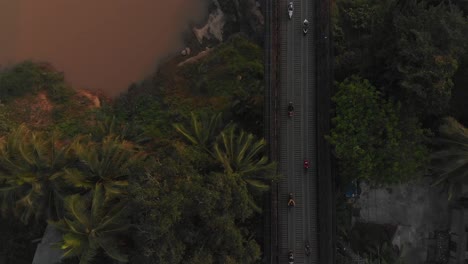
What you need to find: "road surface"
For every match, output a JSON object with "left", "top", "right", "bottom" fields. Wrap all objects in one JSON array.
[{"left": 277, "top": 0, "right": 318, "bottom": 263}]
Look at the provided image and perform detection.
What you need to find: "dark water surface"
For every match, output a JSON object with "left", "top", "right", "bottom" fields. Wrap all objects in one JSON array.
[{"left": 0, "top": 0, "right": 205, "bottom": 96}]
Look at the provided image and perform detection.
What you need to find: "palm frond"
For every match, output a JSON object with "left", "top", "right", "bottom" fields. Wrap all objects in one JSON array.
[
  {"left": 244, "top": 179, "right": 270, "bottom": 191},
  {"left": 431, "top": 117, "right": 468, "bottom": 199},
  {"left": 59, "top": 168, "right": 94, "bottom": 189},
  {"left": 173, "top": 112, "right": 224, "bottom": 154},
  {"left": 78, "top": 240, "right": 99, "bottom": 264},
  {"left": 65, "top": 194, "right": 90, "bottom": 229},
  {"left": 96, "top": 236, "right": 129, "bottom": 262}
]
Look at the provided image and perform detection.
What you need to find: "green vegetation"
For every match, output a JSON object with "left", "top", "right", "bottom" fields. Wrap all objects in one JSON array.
[
  {"left": 0, "top": 61, "right": 44, "bottom": 101},
  {"left": 118, "top": 35, "right": 265, "bottom": 138},
  {"left": 1, "top": 1, "right": 468, "bottom": 261},
  {"left": 51, "top": 183, "right": 130, "bottom": 263},
  {"left": 0, "top": 61, "right": 74, "bottom": 103},
  {"left": 334, "top": 0, "right": 468, "bottom": 119},
  {"left": 0, "top": 33, "right": 273, "bottom": 263},
  {"left": 0, "top": 103, "right": 16, "bottom": 135},
  {"left": 328, "top": 76, "right": 429, "bottom": 185},
  {"left": 332, "top": 0, "right": 468, "bottom": 261},
  {"left": 129, "top": 112, "right": 275, "bottom": 263},
  {"left": 332, "top": 0, "right": 468, "bottom": 184},
  {"left": 0, "top": 125, "right": 69, "bottom": 223},
  {"left": 0, "top": 125, "right": 145, "bottom": 263}
]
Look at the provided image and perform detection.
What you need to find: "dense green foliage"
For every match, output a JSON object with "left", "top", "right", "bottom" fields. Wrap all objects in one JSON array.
[
  {"left": 334, "top": 0, "right": 468, "bottom": 119},
  {"left": 0, "top": 61, "right": 43, "bottom": 101},
  {"left": 333, "top": 1, "right": 468, "bottom": 257},
  {"left": 329, "top": 77, "right": 429, "bottom": 184},
  {"left": 331, "top": 0, "right": 468, "bottom": 186},
  {"left": 51, "top": 183, "right": 130, "bottom": 263},
  {"left": 0, "top": 124, "right": 146, "bottom": 263},
  {"left": 4, "top": 0, "right": 468, "bottom": 260},
  {"left": 117, "top": 35, "right": 265, "bottom": 138},
  {"left": 130, "top": 112, "right": 275, "bottom": 264},
  {"left": 0, "top": 34, "right": 271, "bottom": 263},
  {"left": 197, "top": 35, "right": 264, "bottom": 134},
  {"left": 390, "top": 1, "right": 467, "bottom": 117},
  {"left": 0, "top": 103, "right": 15, "bottom": 135},
  {"left": 0, "top": 61, "right": 74, "bottom": 103},
  {"left": 0, "top": 125, "right": 70, "bottom": 223},
  {"left": 130, "top": 150, "right": 264, "bottom": 264}
]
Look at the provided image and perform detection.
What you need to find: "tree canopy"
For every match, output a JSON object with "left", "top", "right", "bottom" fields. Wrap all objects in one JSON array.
[{"left": 328, "top": 76, "right": 430, "bottom": 185}]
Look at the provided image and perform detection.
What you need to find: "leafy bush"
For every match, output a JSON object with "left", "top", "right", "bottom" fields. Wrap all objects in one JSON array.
[
  {"left": 0, "top": 61, "right": 43, "bottom": 101},
  {"left": 179, "top": 35, "right": 264, "bottom": 135},
  {"left": 195, "top": 34, "right": 263, "bottom": 96},
  {"left": 120, "top": 35, "right": 265, "bottom": 139},
  {"left": 0, "top": 61, "right": 74, "bottom": 103},
  {"left": 0, "top": 104, "right": 15, "bottom": 135},
  {"left": 334, "top": 0, "right": 468, "bottom": 119},
  {"left": 389, "top": 1, "right": 468, "bottom": 118},
  {"left": 328, "top": 76, "right": 430, "bottom": 185}
]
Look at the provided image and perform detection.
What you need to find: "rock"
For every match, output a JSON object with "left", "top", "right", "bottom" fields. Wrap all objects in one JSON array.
[
  {"left": 32, "top": 224, "right": 63, "bottom": 264},
  {"left": 193, "top": 8, "right": 225, "bottom": 43},
  {"left": 181, "top": 47, "right": 191, "bottom": 56},
  {"left": 178, "top": 47, "right": 212, "bottom": 67}
]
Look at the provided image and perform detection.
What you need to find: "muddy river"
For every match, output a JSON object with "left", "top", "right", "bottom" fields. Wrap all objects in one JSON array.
[{"left": 0, "top": 0, "right": 206, "bottom": 96}]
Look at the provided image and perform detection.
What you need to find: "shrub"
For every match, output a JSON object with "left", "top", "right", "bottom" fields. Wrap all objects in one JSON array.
[
  {"left": 328, "top": 76, "right": 430, "bottom": 185},
  {"left": 0, "top": 61, "right": 43, "bottom": 101}
]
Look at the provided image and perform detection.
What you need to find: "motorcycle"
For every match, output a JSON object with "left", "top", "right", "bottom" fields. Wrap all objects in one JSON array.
[
  {"left": 288, "top": 102, "right": 294, "bottom": 117},
  {"left": 288, "top": 251, "right": 294, "bottom": 264},
  {"left": 288, "top": 2, "right": 293, "bottom": 20},
  {"left": 288, "top": 193, "right": 295, "bottom": 207},
  {"left": 303, "top": 19, "right": 309, "bottom": 35},
  {"left": 305, "top": 241, "right": 311, "bottom": 256}
]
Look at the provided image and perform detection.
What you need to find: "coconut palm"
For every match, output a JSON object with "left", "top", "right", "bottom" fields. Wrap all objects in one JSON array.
[
  {"left": 60, "top": 134, "right": 146, "bottom": 198},
  {"left": 431, "top": 117, "right": 468, "bottom": 199},
  {"left": 174, "top": 112, "right": 276, "bottom": 190},
  {"left": 174, "top": 113, "right": 276, "bottom": 212},
  {"left": 93, "top": 115, "right": 130, "bottom": 140},
  {"left": 213, "top": 124, "right": 276, "bottom": 191},
  {"left": 173, "top": 112, "right": 224, "bottom": 154},
  {"left": 0, "top": 124, "right": 70, "bottom": 223},
  {"left": 51, "top": 183, "right": 129, "bottom": 264},
  {"left": 90, "top": 115, "right": 149, "bottom": 145}
]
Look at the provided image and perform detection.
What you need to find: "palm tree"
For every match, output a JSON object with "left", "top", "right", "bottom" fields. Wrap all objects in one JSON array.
[
  {"left": 175, "top": 113, "right": 276, "bottom": 212},
  {"left": 431, "top": 117, "right": 468, "bottom": 199},
  {"left": 93, "top": 115, "right": 130, "bottom": 140},
  {"left": 174, "top": 112, "right": 276, "bottom": 191},
  {"left": 51, "top": 183, "right": 129, "bottom": 264},
  {"left": 90, "top": 115, "right": 149, "bottom": 145},
  {"left": 173, "top": 112, "right": 224, "bottom": 154},
  {"left": 60, "top": 134, "right": 146, "bottom": 198},
  {"left": 213, "top": 125, "right": 276, "bottom": 191},
  {"left": 0, "top": 125, "right": 70, "bottom": 223}
]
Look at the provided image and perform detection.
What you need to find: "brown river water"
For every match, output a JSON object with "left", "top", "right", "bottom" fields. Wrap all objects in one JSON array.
[{"left": 0, "top": 0, "right": 206, "bottom": 96}]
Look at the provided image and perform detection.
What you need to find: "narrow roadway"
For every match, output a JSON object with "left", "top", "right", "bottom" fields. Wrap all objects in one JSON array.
[{"left": 278, "top": 0, "right": 318, "bottom": 263}]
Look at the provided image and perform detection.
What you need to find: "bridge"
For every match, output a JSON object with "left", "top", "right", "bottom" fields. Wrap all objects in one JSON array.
[{"left": 264, "top": 0, "right": 335, "bottom": 263}]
